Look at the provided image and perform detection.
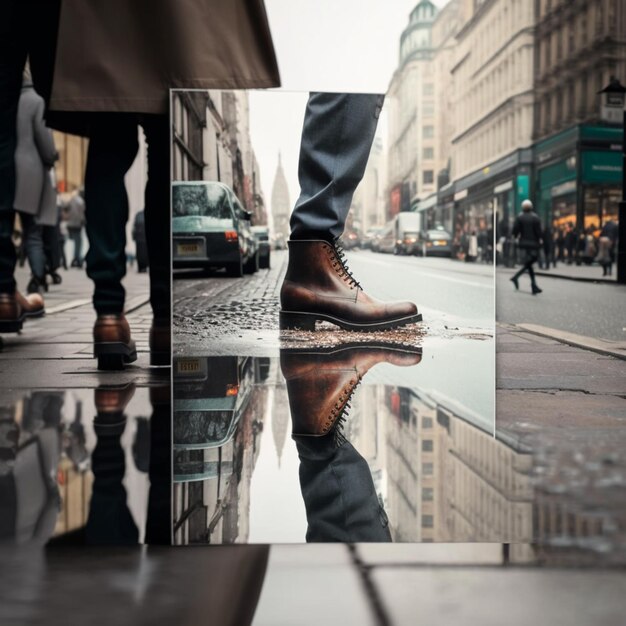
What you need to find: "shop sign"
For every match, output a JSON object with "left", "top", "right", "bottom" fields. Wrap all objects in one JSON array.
[
  {"left": 551, "top": 180, "right": 576, "bottom": 198},
  {"left": 454, "top": 189, "right": 468, "bottom": 201},
  {"left": 494, "top": 180, "right": 513, "bottom": 194},
  {"left": 582, "top": 151, "right": 623, "bottom": 185}
]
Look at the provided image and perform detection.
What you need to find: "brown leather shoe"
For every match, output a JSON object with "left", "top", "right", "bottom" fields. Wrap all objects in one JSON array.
[
  {"left": 16, "top": 291, "right": 45, "bottom": 318},
  {"left": 150, "top": 318, "right": 171, "bottom": 366},
  {"left": 280, "top": 239, "right": 422, "bottom": 331},
  {"left": 280, "top": 344, "right": 422, "bottom": 437},
  {"left": 0, "top": 291, "right": 45, "bottom": 333},
  {"left": 93, "top": 314, "right": 137, "bottom": 371}
]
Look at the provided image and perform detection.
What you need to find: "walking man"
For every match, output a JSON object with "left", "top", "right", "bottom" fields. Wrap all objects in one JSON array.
[
  {"left": 65, "top": 190, "right": 85, "bottom": 268},
  {"left": 510, "top": 199, "right": 543, "bottom": 295}
]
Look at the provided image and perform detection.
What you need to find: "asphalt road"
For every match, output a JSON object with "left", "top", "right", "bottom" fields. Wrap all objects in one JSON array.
[{"left": 496, "top": 269, "right": 626, "bottom": 342}]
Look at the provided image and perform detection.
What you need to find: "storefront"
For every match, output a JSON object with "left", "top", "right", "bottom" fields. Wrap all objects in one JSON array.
[
  {"left": 451, "top": 148, "right": 532, "bottom": 257},
  {"left": 535, "top": 125, "right": 622, "bottom": 234}
]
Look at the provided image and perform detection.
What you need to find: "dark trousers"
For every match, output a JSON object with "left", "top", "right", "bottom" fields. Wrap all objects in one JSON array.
[
  {"left": 513, "top": 249, "right": 539, "bottom": 287},
  {"left": 67, "top": 227, "right": 83, "bottom": 265},
  {"left": 294, "top": 433, "right": 392, "bottom": 542},
  {"left": 85, "top": 114, "right": 170, "bottom": 318}
]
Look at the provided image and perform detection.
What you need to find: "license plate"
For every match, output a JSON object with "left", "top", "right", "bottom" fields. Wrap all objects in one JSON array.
[
  {"left": 177, "top": 358, "right": 201, "bottom": 374},
  {"left": 435, "top": 240, "right": 447, "bottom": 246},
  {"left": 177, "top": 242, "right": 201, "bottom": 255}
]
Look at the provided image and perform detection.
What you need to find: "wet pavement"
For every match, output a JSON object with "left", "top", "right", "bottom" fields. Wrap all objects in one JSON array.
[{"left": 173, "top": 249, "right": 496, "bottom": 546}]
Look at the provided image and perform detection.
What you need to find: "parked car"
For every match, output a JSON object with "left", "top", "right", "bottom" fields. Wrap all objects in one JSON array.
[
  {"left": 172, "top": 181, "right": 258, "bottom": 276},
  {"left": 251, "top": 225, "right": 271, "bottom": 269},
  {"left": 418, "top": 228, "right": 453, "bottom": 257}
]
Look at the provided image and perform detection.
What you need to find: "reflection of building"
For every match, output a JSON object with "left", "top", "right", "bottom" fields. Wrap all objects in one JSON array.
[
  {"left": 533, "top": 0, "right": 626, "bottom": 233},
  {"left": 270, "top": 153, "right": 291, "bottom": 243},
  {"left": 171, "top": 90, "right": 264, "bottom": 221},
  {"left": 271, "top": 398, "right": 289, "bottom": 468},
  {"left": 387, "top": 1, "right": 439, "bottom": 218}
]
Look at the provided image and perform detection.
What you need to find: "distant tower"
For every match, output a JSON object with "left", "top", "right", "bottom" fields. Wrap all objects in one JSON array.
[
  {"left": 271, "top": 397, "right": 290, "bottom": 469},
  {"left": 270, "top": 152, "right": 291, "bottom": 244}
]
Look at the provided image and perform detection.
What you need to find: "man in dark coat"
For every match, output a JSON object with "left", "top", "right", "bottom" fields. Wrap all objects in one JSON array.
[{"left": 510, "top": 199, "right": 544, "bottom": 295}]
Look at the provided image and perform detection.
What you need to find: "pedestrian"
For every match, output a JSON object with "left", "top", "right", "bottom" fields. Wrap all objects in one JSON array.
[
  {"left": 466, "top": 230, "right": 479, "bottom": 263},
  {"left": 596, "top": 235, "right": 613, "bottom": 276},
  {"left": 279, "top": 94, "right": 420, "bottom": 331},
  {"left": 13, "top": 68, "right": 59, "bottom": 295},
  {"left": 35, "top": 0, "right": 280, "bottom": 369},
  {"left": 564, "top": 222, "right": 576, "bottom": 264},
  {"left": 582, "top": 226, "right": 597, "bottom": 265},
  {"left": 510, "top": 199, "right": 543, "bottom": 295},
  {"left": 556, "top": 226, "right": 565, "bottom": 264},
  {"left": 64, "top": 190, "right": 85, "bottom": 268},
  {"left": 132, "top": 210, "right": 148, "bottom": 273},
  {"left": 600, "top": 219, "right": 618, "bottom": 265}
]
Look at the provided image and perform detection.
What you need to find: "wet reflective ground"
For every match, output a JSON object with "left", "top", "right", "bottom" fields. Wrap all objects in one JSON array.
[
  {"left": 0, "top": 386, "right": 170, "bottom": 547},
  {"left": 173, "top": 353, "right": 504, "bottom": 545}
]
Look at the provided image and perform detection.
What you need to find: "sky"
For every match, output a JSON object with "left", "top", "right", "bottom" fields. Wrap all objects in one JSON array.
[{"left": 251, "top": 0, "right": 448, "bottom": 226}]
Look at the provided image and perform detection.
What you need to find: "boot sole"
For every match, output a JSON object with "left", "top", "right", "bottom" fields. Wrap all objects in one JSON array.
[
  {"left": 280, "top": 342, "right": 423, "bottom": 355},
  {"left": 279, "top": 310, "right": 423, "bottom": 332},
  {"left": 0, "top": 314, "right": 25, "bottom": 333},
  {"left": 94, "top": 341, "right": 138, "bottom": 371}
]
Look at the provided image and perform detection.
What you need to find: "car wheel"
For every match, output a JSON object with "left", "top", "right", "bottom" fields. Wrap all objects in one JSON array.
[
  {"left": 226, "top": 257, "right": 243, "bottom": 277},
  {"left": 244, "top": 251, "right": 259, "bottom": 274}
]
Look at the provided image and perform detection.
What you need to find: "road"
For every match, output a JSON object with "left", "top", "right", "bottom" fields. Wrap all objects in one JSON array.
[{"left": 497, "top": 268, "right": 626, "bottom": 341}]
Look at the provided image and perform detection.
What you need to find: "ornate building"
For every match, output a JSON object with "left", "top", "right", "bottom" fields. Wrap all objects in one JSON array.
[{"left": 387, "top": 0, "right": 439, "bottom": 217}]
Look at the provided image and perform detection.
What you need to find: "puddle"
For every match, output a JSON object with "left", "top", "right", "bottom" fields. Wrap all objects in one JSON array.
[{"left": 0, "top": 386, "right": 170, "bottom": 546}]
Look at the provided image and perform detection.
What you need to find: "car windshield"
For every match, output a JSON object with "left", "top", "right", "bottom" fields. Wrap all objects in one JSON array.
[
  {"left": 173, "top": 185, "right": 232, "bottom": 221},
  {"left": 427, "top": 230, "right": 451, "bottom": 240}
]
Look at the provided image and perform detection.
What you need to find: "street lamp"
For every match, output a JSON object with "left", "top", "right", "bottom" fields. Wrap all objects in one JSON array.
[{"left": 598, "top": 77, "right": 626, "bottom": 284}]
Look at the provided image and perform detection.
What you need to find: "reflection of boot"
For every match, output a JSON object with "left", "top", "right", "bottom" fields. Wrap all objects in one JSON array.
[
  {"left": 281, "top": 345, "right": 421, "bottom": 436},
  {"left": 280, "top": 240, "right": 421, "bottom": 331},
  {"left": 94, "top": 383, "right": 135, "bottom": 433},
  {"left": 93, "top": 314, "right": 137, "bottom": 371}
]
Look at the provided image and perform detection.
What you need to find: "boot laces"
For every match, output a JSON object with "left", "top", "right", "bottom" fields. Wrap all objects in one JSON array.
[
  {"left": 330, "top": 239, "right": 362, "bottom": 290},
  {"left": 330, "top": 373, "right": 362, "bottom": 446}
]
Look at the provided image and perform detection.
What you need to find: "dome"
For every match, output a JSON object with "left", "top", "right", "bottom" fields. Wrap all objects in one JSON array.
[{"left": 399, "top": 0, "right": 439, "bottom": 65}]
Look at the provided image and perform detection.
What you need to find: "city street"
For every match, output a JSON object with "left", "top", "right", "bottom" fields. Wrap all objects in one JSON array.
[{"left": 497, "top": 268, "right": 626, "bottom": 342}]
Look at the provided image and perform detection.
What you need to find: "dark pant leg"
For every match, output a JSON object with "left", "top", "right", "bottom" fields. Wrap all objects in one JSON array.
[
  {"left": 19, "top": 212, "right": 46, "bottom": 278},
  {"left": 294, "top": 433, "right": 392, "bottom": 542},
  {"left": 84, "top": 115, "right": 139, "bottom": 315},
  {"left": 0, "top": 2, "right": 28, "bottom": 294},
  {"left": 290, "top": 93, "right": 384, "bottom": 241},
  {"left": 140, "top": 115, "right": 170, "bottom": 320},
  {"left": 86, "top": 413, "right": 139, "bottom": 545}
]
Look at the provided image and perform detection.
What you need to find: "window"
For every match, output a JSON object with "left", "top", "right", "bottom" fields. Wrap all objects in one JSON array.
[
  {"left": 422, "top": 462, "right": 433, "bottom": 475},
  {"left": 423, "top": 125, "right": 434, "bottom": 139},
  {"left": 423, "top": 170, "right": 434, "bottom": 185},
  {"left": 422, "top": 416, "right": 433, "bottom": 428},
  {"left": 422, "top": 439, "right": 434, "bottom": 452},
  {"left": 423, "top": 83, "right": 434, "bottom": 96},
  {"left": 422, "top": 515, "right": 434, "bottom": 528},
  {"left": 423, "top": 147, "right": 434, "bottom": 160},
  {"left": 423, "top": 103, "right": 434, "bottom": 117},
  {"left": 422, "top": 487, "right": 434, "bottom": 502}
]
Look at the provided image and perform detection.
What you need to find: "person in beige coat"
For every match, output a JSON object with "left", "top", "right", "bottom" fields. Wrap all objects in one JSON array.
[{"left": 33, "top": 0, "right": 281, "bottom": 370}]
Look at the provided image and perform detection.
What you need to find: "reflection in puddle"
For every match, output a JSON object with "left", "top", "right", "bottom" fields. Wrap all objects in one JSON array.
[
  {"left": 0, "top": 386, "right": 170, "bottom": 546},
  {"left": 173, "top": 353, "right": 625, "bottom": 561},
  {"left": 172, "top": 350, "right": 508, "bottom": 544}
]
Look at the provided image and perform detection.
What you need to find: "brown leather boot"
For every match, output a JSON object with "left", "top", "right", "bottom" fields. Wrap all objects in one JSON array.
[
  {"left": 280, "top": 344, "right": 422, "bottom": 437},
  {"left": 280, "top": 239, "right": 422, "bottom": 331},
  {"left": 0, "top": 291, "right": 45, "bottom": 333},
  {"left": 149, "top": 318, "right": 171, "bottom": 366},
  {"left": 93, "top": 314, "right": 137, "bottom": 371},
  {"left": 16, "top": 291, "right": 45, "bottom": 318}
]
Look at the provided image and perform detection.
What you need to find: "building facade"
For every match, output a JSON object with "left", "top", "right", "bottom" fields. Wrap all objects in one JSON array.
[
  {"left": 387, "top": 0, "right": 439, "bottom": 218},
  {"left": 270, "top": 153, "right": 291, "bottom": 245},
  {"left": 450, "top": 0, "right": 536, "bottom": 247},
  {"left": 533, "top": 0, "right": 626, "bottom": 233}
]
